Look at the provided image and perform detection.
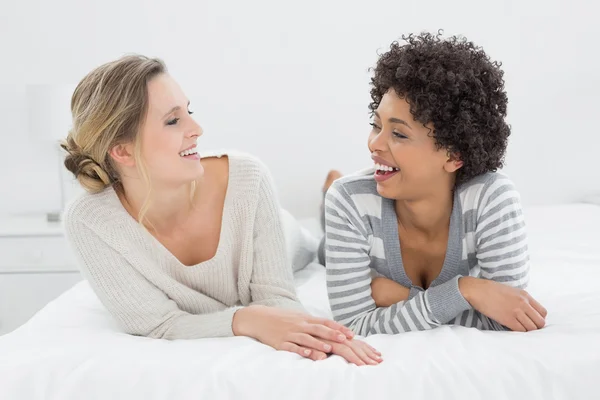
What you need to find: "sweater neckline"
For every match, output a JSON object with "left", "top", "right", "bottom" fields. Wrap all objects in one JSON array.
[
  {"left": 107, "top": 152, "right": 235, "bottom": 269},
  {"left": 381, "top": 188, "right": 463, "bottom": 290}
]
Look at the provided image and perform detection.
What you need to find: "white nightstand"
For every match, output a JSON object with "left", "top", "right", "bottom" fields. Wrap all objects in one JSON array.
[{"left": 0, "top": 215, "right": 82, "bottom": 336}]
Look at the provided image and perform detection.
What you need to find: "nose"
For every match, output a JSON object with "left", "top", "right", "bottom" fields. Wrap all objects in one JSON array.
[
  {"left": 368, "top": 129, "right": 386, "bottom": 153},
  {"left": 187, "top": 117, "right": 203, "bottom": 138}
]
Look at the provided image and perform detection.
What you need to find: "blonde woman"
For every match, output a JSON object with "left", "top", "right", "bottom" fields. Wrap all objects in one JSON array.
[{"left": 61, "top": 55, "right": 381, "bottom": 365}]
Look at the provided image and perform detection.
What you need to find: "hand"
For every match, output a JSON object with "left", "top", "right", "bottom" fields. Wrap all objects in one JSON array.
[
  {"left": 459, "top": 277, "right": 548, "bottom": 332},
  {"left": 322, "top": 337, "right": 383, "bottom": 366},
  {"left": 371, "top": 277, "right": 410, "bottom": 307},
  {"left": 232, "top": 305, "right": 359, "bottom": 359}
]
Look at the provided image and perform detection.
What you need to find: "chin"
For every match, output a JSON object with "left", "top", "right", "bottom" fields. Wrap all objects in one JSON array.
[
  {"left": 375, "top": 182, "right": 400, "bottom": 200},
  {"left": 377, "top": 180, "right": 415, "bottom": 201},
  {"left": 178, "top": 163, "right": 205, "bottom": 183},
  {"left": 190, "top": 163, "right": 205, "bottom": 179}
]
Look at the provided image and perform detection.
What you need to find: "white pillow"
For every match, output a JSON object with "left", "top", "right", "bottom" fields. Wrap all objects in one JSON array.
[
  {"left": 280, "top": 209, "right": 320, "bottom": 272},
  {"left": 582, "top": 193, "right": 600, "bottom": 206}
]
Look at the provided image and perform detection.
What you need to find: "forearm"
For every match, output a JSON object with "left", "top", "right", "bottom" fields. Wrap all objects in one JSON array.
[
  {"left": 347, "top": 276, "right": 471, "bottom": 336},
  {"left": 250, "top": 288, "right": 305, "bottom": 312},
  {"left": 250, "top": 167, "right": 304, "bottom": 310},
  {"left": 148, "top": 306, "right": 244, "bottom": 340},
  {"left": 458, "top": 276, "right": 480, "bottom": 304},
  {"left": 371, "top": 277, "right": 410, "bottom": 307}
]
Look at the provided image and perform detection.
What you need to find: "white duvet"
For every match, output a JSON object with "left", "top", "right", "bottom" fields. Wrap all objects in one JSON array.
[{"left": 1, "top": 204, "right": 599, "bottom": 400}]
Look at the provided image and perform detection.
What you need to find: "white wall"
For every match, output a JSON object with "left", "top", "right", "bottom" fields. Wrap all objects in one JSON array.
[{"left": 0, "top": 0, "right": 598, "bottom": 218}]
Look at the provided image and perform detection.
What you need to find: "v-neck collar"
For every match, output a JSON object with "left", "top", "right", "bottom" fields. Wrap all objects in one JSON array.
[
  {"left": 381, "top": 190, "right": 464, "bottom": 289},
  {"left": 108, "top": 153, "right": 234, "bottom": 269}
]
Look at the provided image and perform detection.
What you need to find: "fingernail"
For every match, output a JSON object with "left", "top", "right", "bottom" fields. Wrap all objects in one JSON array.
[
  {"left": 304, "top": 350, "right": 311, "bottom": 356},
  {"left": 337, "top": 334, "right": 345, "bottom": 341},
  {"left": 324, "top": 344, "right": 332, "bottom": 351}
]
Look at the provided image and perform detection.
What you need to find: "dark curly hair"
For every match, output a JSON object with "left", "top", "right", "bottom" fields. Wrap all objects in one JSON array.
[{"left": 369, "top": 30, "right": 510, "bottom": 185}]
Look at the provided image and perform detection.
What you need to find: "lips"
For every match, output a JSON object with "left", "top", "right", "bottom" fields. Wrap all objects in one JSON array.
[
  {"left": 371, "top": 154, "right": 400, "bottom": 183},
  {"left": 371, "top": 155, "right": 398, "bottom": 169},
  {"left": 180, "top": 144, "right": 197, "bottom": 153}
]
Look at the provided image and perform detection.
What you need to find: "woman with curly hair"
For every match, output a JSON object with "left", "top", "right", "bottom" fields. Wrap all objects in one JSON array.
[{"left": 320, "top": 31, "right": 548, "bottom": 335}]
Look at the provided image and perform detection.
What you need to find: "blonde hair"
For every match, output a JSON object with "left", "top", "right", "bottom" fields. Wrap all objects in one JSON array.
[{"left": 61, "top": 54, "right": 166, "bottom": 226}]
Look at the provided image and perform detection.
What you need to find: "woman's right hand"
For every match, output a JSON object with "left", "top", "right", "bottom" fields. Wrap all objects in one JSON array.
[
  {"left": 232, "top": 305, "right": 381, "bottom": 365},
  {"left": 459, "top": 277, "right": 548, "bottom": 332}
]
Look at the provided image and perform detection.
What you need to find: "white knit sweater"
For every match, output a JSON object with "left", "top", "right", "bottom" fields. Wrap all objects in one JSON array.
[{"left": 63, "top": 151, "right": 303, "bottom": 340}]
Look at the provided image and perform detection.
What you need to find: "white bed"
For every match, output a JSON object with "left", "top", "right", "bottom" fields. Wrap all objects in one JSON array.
[{"left": 1, "top": 204, "right": 599, "bottom": 400}]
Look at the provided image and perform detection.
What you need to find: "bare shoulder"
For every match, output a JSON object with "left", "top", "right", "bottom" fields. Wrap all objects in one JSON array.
[
  {"left": 200, "top": 150, "right": 269, "bottom": 189},
  {"left": 201, "top": 154, "right": 229, "bottom": 174},
  {"left": 200, "top": 155, "right": 229, "bottom": 193}
]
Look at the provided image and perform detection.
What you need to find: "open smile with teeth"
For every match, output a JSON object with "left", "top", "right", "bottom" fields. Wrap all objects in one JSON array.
[
  {"left": 179, "top": 147, "right": 198, "bottom": 157},
  {"left": 375, "top": 163, "right": 399, "bottom": 175}
]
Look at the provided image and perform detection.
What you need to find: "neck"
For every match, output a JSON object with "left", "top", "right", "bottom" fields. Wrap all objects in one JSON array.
[
  {"left": 119, "top": 177, "right": 201, "bottom": 233},
  {"left": 394, "top": 188, "right": 454, "bottom": 238}
]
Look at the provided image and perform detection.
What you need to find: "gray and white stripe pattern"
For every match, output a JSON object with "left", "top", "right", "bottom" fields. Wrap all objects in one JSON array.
[{"left": 323, "top": 169, "right": 529, "bottom": 336}]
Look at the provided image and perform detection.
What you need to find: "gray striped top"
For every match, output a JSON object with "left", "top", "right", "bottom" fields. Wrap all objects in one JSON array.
[{"left": 323, "top": 168, "right": 530, "bottom": 336}]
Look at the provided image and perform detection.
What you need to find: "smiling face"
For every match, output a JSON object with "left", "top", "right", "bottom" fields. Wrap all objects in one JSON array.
[
  {"left": 109, "top": 73, "right": 205, "bottom": 189},
  {"left": 138, "top": 74, "right": 204, "bottom": 186},
  {"left": 368, "top": 89, "right": 463, "bottom": 201}
]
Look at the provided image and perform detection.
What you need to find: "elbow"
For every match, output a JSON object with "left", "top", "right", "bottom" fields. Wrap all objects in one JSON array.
[
  {"left": 120, "top": 323, "right": 171, "bottom": 340},
  {"left": 118, "top": 312, "right": 182, "bottom": 340}
]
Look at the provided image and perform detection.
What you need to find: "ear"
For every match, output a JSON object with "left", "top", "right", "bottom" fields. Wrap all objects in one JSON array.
[
  {"left": 444, "top": 151, "right": 464, "bottom": 173},
  {"left": 109, "top": 143, "right": 136, "bottom": 168}
]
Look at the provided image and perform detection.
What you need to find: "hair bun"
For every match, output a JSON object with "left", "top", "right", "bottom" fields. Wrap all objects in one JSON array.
[{"left": 61, "top": 135, "right": 112, "bottom": 193}]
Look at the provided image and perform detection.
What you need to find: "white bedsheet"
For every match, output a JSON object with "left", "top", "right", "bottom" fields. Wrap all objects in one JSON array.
[{"left": 1, "top": 204, "right": 599, "bottom": 400}]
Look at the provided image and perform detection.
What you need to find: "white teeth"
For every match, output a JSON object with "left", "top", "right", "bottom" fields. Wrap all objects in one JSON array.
[
  {"left": 375, "top": 163, "right": 399, "bottom": 172},
  {"left": 180, "top": 147, "right": 198, "bottom": 157}
]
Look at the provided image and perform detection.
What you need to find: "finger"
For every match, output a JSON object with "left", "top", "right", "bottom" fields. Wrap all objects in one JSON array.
[
  {"left": 524, "top": 305, "right": 546, "bottom": 329},
  {"left": 365, "top": 343, "right": 382, "bottom": 356},
  {"left": 359, "top": 342, "right": 383, "bottom": 362},
  {"left": 280, "top": 342, "right": 312, "bottom": 358},
  {"left": 309, "top": 350, "right": 328, "bottom": 361},
  {"left": 289, "top": 332, "right": 333, "bottom": 353},
  {"left": 516, "top": 311, "right": 537, "bottom": 332},
  {"left": 508, "top": 317, "right": 527, "bottom": 332},
  {"left": 349, "top": 341, "right": 379, "bottom": 365},
  {"left": 332, "top": 344, "right": 365, "bottom": 366},
  {"left": 321, "top": 319, "right": 355, "bottom": 340},
  {"left": 527, "top": 296, "right": 548, "bottom": 319},
  {"left": 305, "top": 323, "right": 347, "bottom": 343}
]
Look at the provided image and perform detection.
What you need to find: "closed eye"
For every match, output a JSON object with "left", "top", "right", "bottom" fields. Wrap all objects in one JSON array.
[
  {"left": 393, "top": 131, "right": 408, "bottom": 139},
  {"left": 166, "top": 117, "right": 180, "bottom": 126},
  {"left": 369, "top": 122, "right": 381, "bottom": 131}
]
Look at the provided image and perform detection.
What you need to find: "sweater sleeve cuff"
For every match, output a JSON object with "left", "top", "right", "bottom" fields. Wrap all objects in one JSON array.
[
  {"left": 177, "top": 306, "right": 244, "bottom": 338},
  {"left": 426, "top": 276, "right": 472, "bottom": 324},
  {"left": 408, "top": 285, "right": 422, "bottom": 300}
]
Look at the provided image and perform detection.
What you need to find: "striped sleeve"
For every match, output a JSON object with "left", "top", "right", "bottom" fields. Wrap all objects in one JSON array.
[
  {"left": 324, "top": 182, "right": 471, "bottom": 336},
  {"left": 475, "top": 176, "right": 530, "bottom": 289}
]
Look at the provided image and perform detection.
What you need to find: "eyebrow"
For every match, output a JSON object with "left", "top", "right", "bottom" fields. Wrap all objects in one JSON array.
[
  {"left": 374, "top": 111, "right": 412, "bottom": 130},
  {"left": 162, "top": 101, "right": 191, "bottom": 119}
]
